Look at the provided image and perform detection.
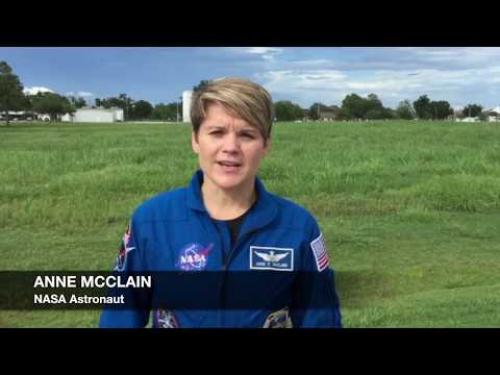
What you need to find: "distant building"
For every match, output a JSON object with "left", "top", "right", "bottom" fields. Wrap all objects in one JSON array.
[
  {"left": 62, "top": 107, "right": 124, "bottom": 123},
  {"left": 456, "top": 117, "right": 480, "bottom": 123},
  {"left": 456, "top": 116, "right": 500, "bottom": 123},
  {"left": 319, "top": 109, "right": 339, "bottom": 121},
  {"left": 304, "top": 105, "right": 340, "bottom": 121},
  {"left": 182, "top": 90, "right": 193, "bottom": 123},
  {"left": 0, "top": 111, "right": 35, "bottom": 121},
  {"left": 37, "top": 114, "right": 51, "bottom": 121},
  {"left": 486, "top": 106, "right": 500, "bottom": 114},
  {"left": 455, "top": 105, "right": 500, "bottom": 122},
  {"left": 485, "top": 106, "right": 500, "bottom": 122}
]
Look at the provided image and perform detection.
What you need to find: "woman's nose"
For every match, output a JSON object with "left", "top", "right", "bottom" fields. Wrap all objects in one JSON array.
[{"left": 222, "top": 133, "right": 240, "bottom": 152}]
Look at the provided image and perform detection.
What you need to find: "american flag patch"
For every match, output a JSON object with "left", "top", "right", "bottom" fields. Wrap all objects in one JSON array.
[{"left": 310, "top": 233, "right": 330, "bottom": 272}]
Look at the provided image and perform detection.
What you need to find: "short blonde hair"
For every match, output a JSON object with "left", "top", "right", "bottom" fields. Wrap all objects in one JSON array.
[{"left": 190, "top": 77, "right": 274, "bottom": 142}]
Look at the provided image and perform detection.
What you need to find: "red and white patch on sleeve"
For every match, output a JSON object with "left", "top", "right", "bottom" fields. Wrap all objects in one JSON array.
[
  {"left": 114, "top": 223, "right": 135, "bottom": 271},
  {"left": 310, "top": 232, "right": 330, "bottom": 272}
]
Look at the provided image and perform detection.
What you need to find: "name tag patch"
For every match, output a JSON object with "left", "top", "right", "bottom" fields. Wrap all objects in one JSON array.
[{"left": 250, "top": 246, "right": 294, "bottom": 271}]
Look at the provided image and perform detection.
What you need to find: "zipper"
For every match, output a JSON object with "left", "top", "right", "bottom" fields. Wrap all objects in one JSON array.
[
  {"left": 216, "top": 219, "right": 257, "bottom": 270},
  {"left": 223, "top": 227, "right": 257, "bottom": 269},
  {"left": 216, "top": 221, "right": 259, "bottom": 323}
]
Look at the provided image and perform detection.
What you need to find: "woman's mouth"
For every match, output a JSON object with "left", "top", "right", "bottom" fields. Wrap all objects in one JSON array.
[{"left": 217, "top": 160, "right": 242, "bottom": 172}]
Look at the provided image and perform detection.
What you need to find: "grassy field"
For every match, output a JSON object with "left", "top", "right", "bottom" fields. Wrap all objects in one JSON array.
[{"left": 1, "top": 120, "right": 500, "bottom": 327}]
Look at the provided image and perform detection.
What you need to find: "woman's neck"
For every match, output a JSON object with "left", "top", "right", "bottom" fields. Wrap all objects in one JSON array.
[{"left": 201, "top": 177, "right": 256, "bottom": 221}]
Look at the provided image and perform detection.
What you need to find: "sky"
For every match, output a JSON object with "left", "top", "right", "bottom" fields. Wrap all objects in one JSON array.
[{"left": 2, "top": 47, "right": 500, "bottom": 110}]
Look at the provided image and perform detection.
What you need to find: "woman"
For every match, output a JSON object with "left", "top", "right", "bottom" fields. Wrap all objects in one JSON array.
[{"left": 100, "top": 78, "right": 342, "bottom": 328}]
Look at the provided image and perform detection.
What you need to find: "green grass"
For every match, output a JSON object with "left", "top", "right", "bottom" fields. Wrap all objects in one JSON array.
[{"left": 1, "top": 121, "right": 500, "bottom": 327}]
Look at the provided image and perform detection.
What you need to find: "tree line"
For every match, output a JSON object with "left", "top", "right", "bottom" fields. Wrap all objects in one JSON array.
[
  {"left": 0, "top": 61, "right": 181, "bottom": 124},
  {"left": 273, "top": 93, "right": 497, "bottom": 122},
  {"left": 1, "top": 61, "right": 496, "bottom": 125},
  {"left": 94, "top": 94, "right": 180, "bottom": 122},
  {"left": 275, "top": 94, "right": 494, "bottom": 122}
]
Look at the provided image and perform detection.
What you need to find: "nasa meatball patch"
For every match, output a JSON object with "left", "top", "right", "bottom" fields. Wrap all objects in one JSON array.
[{"left": 176, "top": 243, "right": 214, "bottom": 271}]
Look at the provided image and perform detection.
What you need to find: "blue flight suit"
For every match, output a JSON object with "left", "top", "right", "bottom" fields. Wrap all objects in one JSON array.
[{"left": 99, "top": 170, "right": 341, "bottom": 328}]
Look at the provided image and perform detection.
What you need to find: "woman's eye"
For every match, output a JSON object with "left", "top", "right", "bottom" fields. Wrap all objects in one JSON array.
[{"left": 241, "top": 133, "right": 255, "bottom": 139}]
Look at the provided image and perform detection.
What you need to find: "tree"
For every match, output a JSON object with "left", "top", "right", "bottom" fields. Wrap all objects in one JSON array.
[
  {"left": 364, "top": 94, "right": 395, "bottom": 119},
  {"left": 101, "top": 97, "right": 124, "bottom": 109},
  {"left": 274, "top": 101, "right": 304, "bottom": 121},
  {"left": 339, "top": 93, "right": 392, "bottom": 120},
  {"left": 365, "top": 107, "right": 394, "bottom": 120},
  {"left": 130, "top": 100, "right": 153, "bottom": 120},
  {"left": 96, "top": 94, "right": 134, "bottom": 120},
  {"left": 152, "top": 103, "right": 178, "bottom": 121},
  {"left": 68, "top": 96, "right": 87, "bottom": 109},
  {"left": 340, "top": 94, "right": 367, "bottom": 119},
  {"left": 366, "top": 93, "right": 383, "bottom": 111},
  {"left": 396, "top": 100, "right": 416, "bottom": 120},
  {"left": 118, "top": 93, "right": 133, "bottom": 121},
  {"left": 478, "top": 112, "right": 488, "bottom": 122},
  {"left": 193, "top": 80, "right": 211, "bottom": 92},
  {"left": 0, "top": 61, "right": 28, "bottom": 125},
  {"left": 429, "top": 100, "right": 453, "bottom": 120},
  {"left": 413, "top": 95, "right": 432, "bottom": 119},
  {"left": 30, "top": 92, "right": 75, "bottom": 122},
  {"left": 308, "top": 102, "right": 323, "bottom": 120},
  {"left": 462, "top": 104, "right": 483, "bottom": 118}
]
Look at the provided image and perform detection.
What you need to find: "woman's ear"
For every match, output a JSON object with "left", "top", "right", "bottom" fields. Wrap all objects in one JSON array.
[
  {"left": 263, "top": 137, "right": 272, "bottom": 156},
  {"left": 191, "top": 131, "right": 200, "bottom": 154}
]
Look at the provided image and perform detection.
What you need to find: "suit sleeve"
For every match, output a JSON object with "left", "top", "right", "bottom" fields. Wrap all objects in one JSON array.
[
  {"left": 99, "top": 214, "right": 151, "bottom": 328},
  {"left": 290, "top": 218, "right": 342, "bottom": 328}
]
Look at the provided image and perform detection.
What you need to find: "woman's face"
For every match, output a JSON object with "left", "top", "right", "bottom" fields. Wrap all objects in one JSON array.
[{"left": 192, "top": 101, "right": 270, "bottom": 192}]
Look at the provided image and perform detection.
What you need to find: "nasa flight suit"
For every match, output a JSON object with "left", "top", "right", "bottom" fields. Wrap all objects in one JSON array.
[{"left": 99, "top": 170, "right": 342, "bottom": 328}]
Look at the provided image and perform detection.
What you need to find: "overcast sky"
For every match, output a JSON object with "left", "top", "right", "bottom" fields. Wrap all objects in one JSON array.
[{"left": 2, "top": 47, "right": 500, "bottom": 109}]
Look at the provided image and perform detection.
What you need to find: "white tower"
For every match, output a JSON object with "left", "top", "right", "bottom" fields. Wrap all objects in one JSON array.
[{"left": 182, "top": 90, "right": 193, "bottom": 123}]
